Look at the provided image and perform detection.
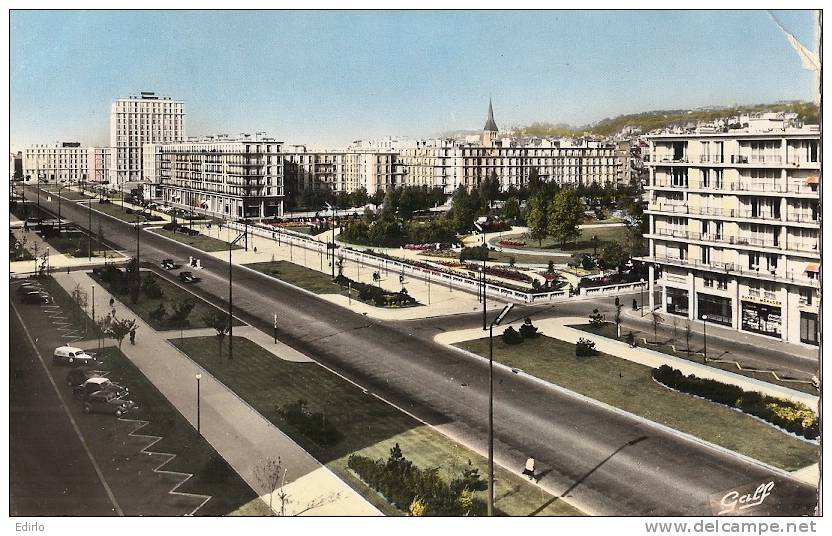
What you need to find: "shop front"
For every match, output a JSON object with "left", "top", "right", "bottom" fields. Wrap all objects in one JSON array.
[
  {"left": 800, "top": 311, "right": 819, "bottom": 346},
  {"left": 696, "top": 293, "right": 732, "bottom": 326},
  {"left": 741, "top": 299, "right": 782, "bottom": 338},
  {"left": 666, "top": 287, "right": 689, "bottom": 317}
]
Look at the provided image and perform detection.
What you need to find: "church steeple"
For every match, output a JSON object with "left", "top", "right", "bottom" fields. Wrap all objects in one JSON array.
[{"left": 483, "top": 98, "right": 499, "bottom": 132}]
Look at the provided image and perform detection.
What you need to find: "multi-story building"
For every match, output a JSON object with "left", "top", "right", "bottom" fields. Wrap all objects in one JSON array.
[
  {"left": 641, "top": 114, "right": 820, "bottom": 346},
  {"left": 110, "top": 91, "right": 185, "bottom": 187},
  {"left": 284, "top": 147, "right": 403, "bottom": 197},
  {"left": 23, "top": 142, "right": 89, "bottom": 183},
  {"left": 149, "top": 134, "right": 284, "bottom": 220},
  {"left": 10, "top": 151, "right": 23, "bottom": 180},
  {"left": 87, "top": 146, "right": 111, "bottom": 184}
]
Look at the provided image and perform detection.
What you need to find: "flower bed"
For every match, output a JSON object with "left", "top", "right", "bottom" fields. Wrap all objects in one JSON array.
[
  {"left": 499, "top": 239, "right": 526, "bottom": 247},
  {"left": 464, "top": 263, "right": 534, "bottom": 283},
  {"left": 652, "top": 365, "right": 819, "bottom": 440}
]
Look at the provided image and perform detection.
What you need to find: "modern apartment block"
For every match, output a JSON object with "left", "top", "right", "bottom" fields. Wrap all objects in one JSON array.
[
  {"left": 149, "top": 134, "right": 284, "bottom": 220},
  {"left": 23, "top": 142, "right": 88, "bottom": 183},
  {"left": 284, "top": 146, "right": 403, "bottom": 196},
  {"left": 110, "top": 91, "right": 185, "bottom": 187},
  {"left": 641, "top": 114, "right": 820, "bottom": 346},
  {"left": 87, "top": 146, "right": 111, "bottom": 184}
]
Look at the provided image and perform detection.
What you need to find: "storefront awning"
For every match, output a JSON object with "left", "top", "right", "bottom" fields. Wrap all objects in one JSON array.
[
  {"left": 805, "top": 176, "right": 819, "bottom": 185},
  {"left": 805, "top": 262, "right": 820, "bottom": 273}
]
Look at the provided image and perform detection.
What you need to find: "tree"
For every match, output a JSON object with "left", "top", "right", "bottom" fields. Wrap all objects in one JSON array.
[
  {"left": 591, "top": 234, "right": 600, "bottom": 256},
  {"left": 684, "top": 321, "right": 693, "bottom": 356},
  {"left": 599, "top": 242, "right": 628, "bottom": 273},
  {"left": 478, "top": 172, "right": 500, "bottom": 209},
  {"left": 650, "top": 310, "right": 664, "bottom": 345},
  {"left": 254, "top": 457, "right": 289, "bottom": 516},
  {"left": 589, "top": 308, "right": 604, "bottom": 327},
  {"left": 202, "top": 312, "right": 230, "bottom": 359},
  {"left": 624, "top": 198, "right": 648, "bottom": 256},
  {"left": 71, "top": 283, "right": 88, "bottom": 326},
  {"left": 450, "top": 186, "right": 477, "bottom": 232},
  {"left": 526, "top": 194, "right": 548, "bottom": 247},
  {"left": 503, "top": 196, "right": 521, "bottom": 224},
  {"left": 408, "top": 497, "right": 428, "bottom": 517},
  {"left": 548, "top": 189, "right": 584, "bottom": 248},
  {"left": 107, "top": 316, "right": 137, "bottom": 351}
]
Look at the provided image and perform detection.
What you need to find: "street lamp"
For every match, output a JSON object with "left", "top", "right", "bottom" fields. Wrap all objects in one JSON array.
[
  {"left": 273, "top": 313, "right": 278, "bottom": 344},
  {"left": 639, "top": 278, "right": 646, "bottom": 317},
  {"left": 702, "top": 315, "right": 708, "bottom": 363},
  {"left": 325, "top": 201, "right": 336, "bottom": 278},
  {"left": 195, "top": 372, "right": 202, "bottom": 435},
  {"left": 228, "top": 222, "right": 234, "bottom": 362},
  {"left": 487, "top": 303, "right": 514, "bottom": 517},
  {"left": 474, "top": 220, "right": 487, "bottom": 330}
]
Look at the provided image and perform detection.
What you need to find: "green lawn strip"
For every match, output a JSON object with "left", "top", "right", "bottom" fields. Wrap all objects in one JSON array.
[
  {"left": 88, "top": 347, "right": 264, "bottom": 516},
  {"left": 152, "top": 228, "right": 241, "bottom": 253},
  {"left": 492, "top": 226, "right": 628, "bottom": 254},
  {"left": 454, "top": 336, "right": 817, "bottom": 471},
  {"left": 92, "top": 271, "right": 244, "bottom": 331},
  {"left": 574, "top": 323, "right": 818, "bottom": 395},
  {"left": 245, "top": 260, "right": 352, "bottom": 295},
  {"left": 91, "top": 201, "right": 149, "bottom": 223},
  {"left": 39, "top": 230, "right": 95, "bottom": 257},
  {"left": 171, "top": 336, "right": 580, "bottom": 516},
  {"left": 40, "top": 187, "right": 88, "bottom": 201}
]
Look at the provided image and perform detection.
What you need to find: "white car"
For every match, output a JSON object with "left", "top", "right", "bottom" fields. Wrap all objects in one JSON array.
[{"left": 53, "top": 346, "right": 96, "bottom": 366}]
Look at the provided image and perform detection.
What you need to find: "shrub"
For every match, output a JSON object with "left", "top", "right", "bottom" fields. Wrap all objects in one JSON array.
[
  {"left": 141, "top": 276, "right": 163, "bottom": 299},
  {"left": 575, "top": 337, "right": 597, "bottom": 357},
  {"left": 166, "top": 299, "right": 195, "bottom": 328},
  {"left": 588, "top": 308, "right": 604, "bottom": 327},
  {"left": 501, "top": 326, "right": 523, "bottom": 345},
  {"left": 519, "top": 319, "right": 539, "bottom": 339},
  {"left": 278, "top": 399, "right": 342, "bottom": 447},
  {"left": 148, "top": 303, "right": 167, "bottom": 324},
  {"left": 459, "top": 245, "right": 489, "bottom": 262},
  {"left": 652, "top": 365, "right": 819, "bottom": 439}
]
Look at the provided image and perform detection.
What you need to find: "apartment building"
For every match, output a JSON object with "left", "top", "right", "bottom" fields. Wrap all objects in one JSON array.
[
  {"left": 87, "top": 146, "right": 111, "bottom": 184},
  {"left": 284, "top": 147, "right": 403, "bottom": 196},
  {"left": 23, "top": 142, "right": 88, "bottom": 183},
  {"left": 110, "top": 92, "right": 185, "bottom": 186},
  {"left": 149, "top": 134, "right": 284, "bottom": 220},
  {"left": 641, "top": 115, "right": 820, "bottom": 346}
]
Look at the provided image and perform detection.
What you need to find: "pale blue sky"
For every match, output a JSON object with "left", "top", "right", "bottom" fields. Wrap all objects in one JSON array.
[{"left": 10, "top": 10, "right": 817, "bottom": 150}]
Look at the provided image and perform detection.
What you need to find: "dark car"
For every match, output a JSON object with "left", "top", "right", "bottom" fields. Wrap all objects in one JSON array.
[
  {"left": 73, "top": 377, "right": 129, "bottom": 401},
  {"left": 179, "top": 271, "right": 200, "bottom": 283},
  {"left": 16, "top": 283, "right": 44, "bottom": 296},
  {"left": 82, "top": 391, "right": 133, "bottom": 417},
  {"left": 65, "top": 367, "right": 110, "bottom": 387},
  {"left": 21, "top": 290, "right": 51, "bottom": 304},
  {"left": 161, "top": 258, "right": 180, "bottom": 270}
]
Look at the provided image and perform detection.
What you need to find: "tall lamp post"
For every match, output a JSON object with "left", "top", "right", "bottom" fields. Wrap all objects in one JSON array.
[
  {"left": 57, "top": 182, "right": 63, "bottom": 234},
  {"left": 228, "top": 221, "right": 234, "bottom": 362},
  {"left": 325, "top": 202, "right": 336, "bottom": 278},
  {"left": 702, "top": 315, "right": 708, "bottom": 363},
  {"left": 487, "top": 303, "right": 514, "bottom": 516},
  {"left": 474, "top": 220, "right": 487, "bottom": 330},
  {"left": 195, "top": 372, "right": 202, "bottom": 435},
  {"left": 639, "top": 278, "right": 646, "bottom": 317}
]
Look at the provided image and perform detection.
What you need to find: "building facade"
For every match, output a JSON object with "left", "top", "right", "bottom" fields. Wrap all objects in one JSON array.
[
  {"left": 150, "top": 134, "right": 284, "bottom": 220},
  {"left": 110, "top": 92, "right": 185, "bottom": 187},
  {"left": 641, "top": 116, "right": 820, "bottom": 346},
  {"left": 284, "top": 147, "right": 404, "bottom": 197},
  {"left": 23, "top": 142, "right": 89, "bottom": 183},
  {"left": 87, "top": 146, "right": 111, "bottom": 184}
]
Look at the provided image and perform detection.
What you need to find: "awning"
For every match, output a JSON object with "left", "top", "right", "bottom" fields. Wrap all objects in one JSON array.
[
  {"left": 805, "top": 176, "right": 819, "bottom": 185},
  {"left": 805, "top": 262, "right": 820, "bottom": 273}
]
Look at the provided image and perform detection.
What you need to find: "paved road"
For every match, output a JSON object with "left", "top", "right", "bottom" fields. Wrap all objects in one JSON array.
[
  {"left": 21, "top": 187, "right": 818, "bottom": 516},
  {"left": 10, "top": 302, "right": 118, "bottom": 516}
]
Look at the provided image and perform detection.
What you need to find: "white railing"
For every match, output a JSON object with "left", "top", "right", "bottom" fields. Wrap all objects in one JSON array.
[{"left": 580, "top": 281, "right": 648, "bottom": 297}]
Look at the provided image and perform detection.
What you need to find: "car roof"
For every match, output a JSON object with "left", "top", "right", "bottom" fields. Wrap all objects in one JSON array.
[
  {"left": 56, "top": 346, "right": 83, "bottom": 352},
  {"left": 85, "top": 377, "right": 110, "bottom": 385}
]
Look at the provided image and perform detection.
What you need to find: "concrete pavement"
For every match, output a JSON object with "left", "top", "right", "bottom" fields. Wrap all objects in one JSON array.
[{"left": 52, "top": 270, "right": 379, "bottom": 516}]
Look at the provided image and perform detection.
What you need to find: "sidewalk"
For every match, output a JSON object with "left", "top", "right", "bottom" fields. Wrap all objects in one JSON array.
[
  {"left": 178, "top": 224, "right": 505, "bottom": 321},
  {"left": 10, "top": 226, "right": 122, "bottom": 275},
  {"left": 435, "top": 316, "right": 817, "bottom": 408},
  {"left": 53, "top": 271, "right": 379, "bottom": 516}
]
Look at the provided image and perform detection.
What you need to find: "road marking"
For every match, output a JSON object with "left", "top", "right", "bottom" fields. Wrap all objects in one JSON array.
[{"left": 11, "top": 300, "right": 124, "bottom": 516}]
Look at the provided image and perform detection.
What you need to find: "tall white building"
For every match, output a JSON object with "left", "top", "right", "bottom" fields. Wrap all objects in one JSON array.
[
  {"left": 23, "top": 142, "right": 88, "bottom": 183},
  {"left": 87, "top": 146, "right": 111, "bottom": 184},
  {"left": 149, "top": 134, "right": 284, "bottom": 220},
  {"left": 641, "top": 114, "right": 820, "bottom": 346},
  {"left": 110, "top": 91, "right": 185, "bottom": 187},
  {"left": 284, "top": 147, "right": 403, "bottom": 196}
]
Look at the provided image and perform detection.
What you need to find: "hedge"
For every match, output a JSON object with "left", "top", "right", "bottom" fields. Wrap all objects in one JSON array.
[{"left": 652, "top": 365, "right": 818, "bottom": 440}]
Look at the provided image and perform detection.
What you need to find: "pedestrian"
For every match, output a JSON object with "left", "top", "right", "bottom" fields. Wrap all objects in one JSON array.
[
  {"left": 523, "top": 456, "right": 536, "bottom": 481},
  {"left": 109, "top": 297, "right": 114, "bottom": 308},
  {"left": 129, "top": 327, "right": 136, "bottom": 345}
]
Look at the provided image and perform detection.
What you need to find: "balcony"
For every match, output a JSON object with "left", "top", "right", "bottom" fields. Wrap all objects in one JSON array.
[
  {"left": 648, "top": 178, "right": 818, "bottom": 196},
  {"left": 786, "top": 212, "right": 819, "bottom": 224},
  {"left": 644, "top": 255, "right": 819, "bottom": 287}
]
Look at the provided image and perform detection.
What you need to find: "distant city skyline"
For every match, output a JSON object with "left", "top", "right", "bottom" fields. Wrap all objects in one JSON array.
[{"left": 10, "top": 9, "right": 817, "bottom": 150}]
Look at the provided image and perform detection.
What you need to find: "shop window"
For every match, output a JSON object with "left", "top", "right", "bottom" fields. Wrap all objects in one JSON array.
[{"left": 800, "top": 312, "right": 818, "bottom": 345}]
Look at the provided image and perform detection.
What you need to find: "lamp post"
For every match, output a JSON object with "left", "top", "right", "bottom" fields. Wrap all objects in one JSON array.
[
  {"left": 702, "top": 314, "right": 708, "bottom": 363},
  {"left": 325, "top": 202, "right": 336, "bottom": 278},
  {"left": 487, "top": 303, "right": 514, "bottom": 516},
  {"left": 195, "top": 372, "right": 202, "bottom": 435},
  {"left": 474, "top": 221, "right": 487, "bottom": 330},
  {"left": 273, "top": 313, "right": 278, "bottom": 344},
  {"left": 228, "top": 222, "right": 234, "bottom": 362},
  {"left": 640, "top": 278, "right": 646, "bottom": 317},
  {"left": 57, "top": 182, "right": 63, "bottom": 234}
]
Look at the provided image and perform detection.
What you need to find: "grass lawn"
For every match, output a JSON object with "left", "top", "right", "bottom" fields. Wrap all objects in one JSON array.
[
  {"left": 245, "top": 260, "right": 351, "bottom": 295},
  {"left": 93, "top": 271, "right": 244, "bottom": 331},
  {"left": 41, "top": 186, "right": 88, "bottom": 201},
  {"left": 91, "top": 201, "right": 150, "bottom": 223},
  {"left": 574, "top": 323, "right": 818, "bottom": 395},
  {"left": 152, "top": 228, "right": 242, "bottom": 253},
  {"left": 84, "top": 347, "right": 266, "bottom": 516},
  {"left": 455, "top": 335, "right": 817, "bottom": 471},
  {"left": 491, "top": 226, "right": 629, "bottom": 254},
  {"left": 172, "top": 336, "right": 581, "bottom": 516},
  {"left": 39, "top": 230, "right": 94, "bottom": 257}
]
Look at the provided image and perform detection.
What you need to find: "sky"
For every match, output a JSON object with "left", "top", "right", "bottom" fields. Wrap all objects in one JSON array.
[{"left": 10, "top": 9, "right": 818, "bottom": 150}]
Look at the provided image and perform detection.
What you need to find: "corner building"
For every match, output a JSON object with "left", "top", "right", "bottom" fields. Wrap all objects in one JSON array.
[{"left": 641, "top": 115, "right": 820, "bottom": 346}]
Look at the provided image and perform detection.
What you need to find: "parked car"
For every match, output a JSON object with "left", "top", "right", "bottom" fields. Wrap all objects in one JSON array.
[
  {"left": 82, "top": 391, "right": 134, "bottom": 417},
  {"left": 65, "top": 367, "right": 110, "bottom": 387},
  {"left": 16, "top": 282, "right": 44, "bottom": 296},
  {"left": 53, "top": 346, "right": 96, "bottom": 366},
  {"left": 21, "top": 290, "right": 51, "bottom": 304},
  {"left": 179, "top": 271, "right": 200, "bottom": 283},
  {"left": 161, "top": 258, "right": 179, "bottom": 270},
  {"left": 73, "top": 377, "right": 129, "bottom": 401}
]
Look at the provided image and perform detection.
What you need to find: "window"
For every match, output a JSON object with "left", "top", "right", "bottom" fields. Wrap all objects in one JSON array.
[
  {"left": 749, "top": 252, "right": 760, "bottom": 271},
  {"left": 799, "top": 288, "right": 813, "bottom": 306},
  {"left": 704, "top": 277, "right": 714, "bottom": 288},
  {"left": 800, "top": 312, "right": 818, "bottom": 345}
]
